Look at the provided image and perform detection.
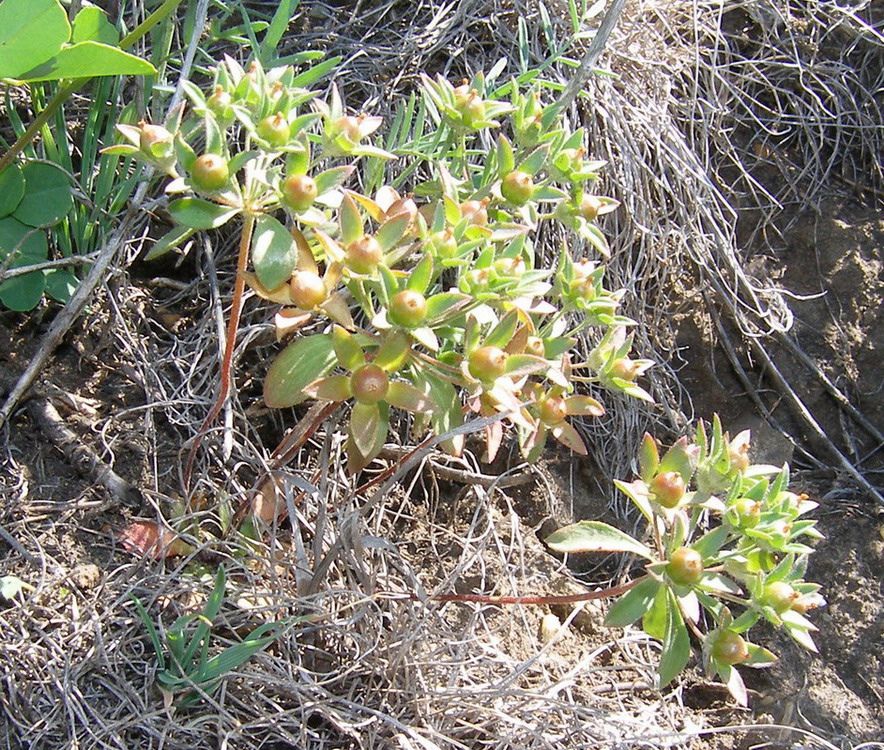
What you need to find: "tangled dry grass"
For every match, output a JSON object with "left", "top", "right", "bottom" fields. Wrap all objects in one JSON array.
[{"left": 1, "top": 0, "right": 882, "bottom": 748}]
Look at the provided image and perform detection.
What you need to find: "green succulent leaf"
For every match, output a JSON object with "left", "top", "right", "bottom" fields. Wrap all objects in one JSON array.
[
  {"left": 642, "top": 585, "right": 668, "bottom": 641},
  {"left": 44, "top": 269, "right": 78, "bottom": 303},
  {"left": 264, "top": 334, "right": 336, "bottom": 408},
  {"left": 144, "top": 226, "right": 196, "bottom": 261},
  {"left": 331, "top": 326, "right": 365, "bottom": 371},
  {"left": 349, "top": 401, "right": 387, "bottom": 461},
  {"left": 658, "top": 593, "right": 690, "bottom": 687},
  {"left": 168, "top": 198, "right": 239, "bottom": 230},
  {"left": 545, "top": 521, "right": 654, "bottom": 559},
  {"left": 386, "top": 381, "right": 432, "bottom": 412},
  {"left": 252, "top": 214, "right": 298, "bottom": 290},
  {"left": 605, "top": 577, "right": 661, "bottom": 627},
  {"left": 0, "top": 216, "right": 49, "bottom": 311}
]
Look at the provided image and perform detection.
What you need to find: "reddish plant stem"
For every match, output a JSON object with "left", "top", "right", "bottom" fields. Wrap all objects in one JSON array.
[
  {"left": 410, "top": 574, "right": 648, "bottom": 606},
  {"left": 184, "top": 212, "right": 256, "bottom": 490}
]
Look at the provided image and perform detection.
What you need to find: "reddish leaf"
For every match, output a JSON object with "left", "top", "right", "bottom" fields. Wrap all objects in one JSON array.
[
  {"left": 386, "top": 381, "right": 431, "bottom": 412},
  {"left": 119, "top": 521, "right": 191, "bottom": 559},
  {"left": 564, "top": 395, "right": 605, "bottom": 417},
  {"left": 551, "top": 421, "right": 588, "bottom": 455},
  {"left": 303, "top": 374, "right": 351, "bottom": 402}
]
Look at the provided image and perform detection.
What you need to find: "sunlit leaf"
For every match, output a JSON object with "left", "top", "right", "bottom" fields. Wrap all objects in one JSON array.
[
  {"left": 168, "top": 198, "right": 239, "bottom": 230},
  {"left": 386, "top": 381, "right": 432, "bottom": 412},
  {"left": 545, "top": 521, "right": 653, "bottom": 559},
  {"left": 605, "top": 578, "right": 661, "bottom": 627},
  {"left": 658, "top": 595, "right": 690, "bottom": 687},
  {"left": 302, "top": 375, "right": 351, "bottom": 402},
  {"left": 252, "top": 214, "right": 298, "bottom": 290},
  {"left": 264, "top": 334, "right": 336, "bottom": 408},
  {"left": 14, "top": 162, "right": 72, "bottom": 227}
]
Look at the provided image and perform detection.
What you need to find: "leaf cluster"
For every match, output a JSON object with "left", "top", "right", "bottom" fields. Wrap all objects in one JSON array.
[
  {"left": 546, "top": 416, "right": 825, "bottom": 704},
  {"left": 114, "top": 59, "right": 655, "bottom": 471}
]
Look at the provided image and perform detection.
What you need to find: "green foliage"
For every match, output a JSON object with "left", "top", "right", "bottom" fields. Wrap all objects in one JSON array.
[
  {"left": 116, "top": 57, "right": 650, "bottom": 471},
  {"left": 0, "top": 0, "right": 153, "bottom": 82},
  {"left": 0, "top": 0, "right": 163, "bottom": 311},
  {"left": 0, "top": 162, "right": 72, "bottom": 309},
  {"left": 546, "top": 417, "right": 825, "bottom": 705},
  {"left": 131, "top": 567, "right": 292, "bottom": 707}
]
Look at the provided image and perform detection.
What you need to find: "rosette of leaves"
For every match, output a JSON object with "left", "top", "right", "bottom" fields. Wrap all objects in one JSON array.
[
  {"left": 420, "top": 73, "right": 515, "bottom": 132},
  {"left": 545, "top": 419, "right": 825, "bottom": 705},
  {"left": 457, "top": 309, "right": 552, "bottom": 461},
  {"left": 313, "top": 84, "right": 395, "bottom": 159},
  {"left": 494, "top": 135, "right": 569, "bottom": 226},
  {"left": 555, "top": 253, "right": 634, "bottom": 327},
  {"left": 300, "top": 326, "right": 432, "bottom": 472},
  {"left": 519, "top": 384, "right": 605, "bottom": 461},
  {"left": 103, "top": 57, "right": 358, "bottom": 269},
  {"left": 312, "top": 193, "right": 413, "bottom": 278},
  {"left": 580, "top": 326, "right": 655, "bottom": 403}
]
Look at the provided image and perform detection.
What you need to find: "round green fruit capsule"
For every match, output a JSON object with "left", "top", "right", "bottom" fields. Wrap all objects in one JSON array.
[
  {"left": 650, "top": 471, "right": 687, "bottom": 508},
  {"left": 460, "top": 199, "right": 489, "bottom": 226},
  {"left": 282, "top": 174, "right": 319, "bottom": 212},
  {"left": 501, "top": 171, "right": 534, "bottom": 206},
  {"left": 453, "top": 85, "right": 485, "bottom": 127},
  {"left": 190, "top": 153, "right": 229, "bottom": 191},
  {"left": 333, "top": 115, "right": 362, "bottom": 144},
  {"left": 350, "top": 364, "right": 389, "bottom": 405},
  {"left": 666, "top": 547, "right": 703, "bottom": 586},
  {"left": 388, "top": 290, "right": 428, "bottom": 328},
  {"left": 539, "top": 396, "right": 568, "bottom": 426},
  {"left": 579, "top": 195, "right": 603, "bottom": 221},
  {"left": 468, "top": 346, "right": 508, "bottom": 382},
  {"left": 426, "top": 229, "right": 457, "bottom": 259},
  {"left": 345, "top": 236, "right": 384, "bottom": 275},
  {"left": 256, "top": 114, "right": 291, "bottom": 148},
  {"left": 711, "top": 631, "right": 749, "bottom": 665},
  {"left": 763, "top": 581, "right": 798, "bottom": 614},
  {"left": 206, "top": 86, "right": 233, "bottom": 118},
  {"left": 288, "top": 271, "right": 327, "bottom": 309},
  {"left": 732, "top": 498, "right": 761, "bottom": 527},
  {"left": 525, "top": 336, "right": 545, "bottom": 357}
]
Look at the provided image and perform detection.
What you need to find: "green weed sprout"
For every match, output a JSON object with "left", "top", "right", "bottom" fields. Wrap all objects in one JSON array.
[{"left": 131, "top": 567, "right": 291, "bottom": 707}]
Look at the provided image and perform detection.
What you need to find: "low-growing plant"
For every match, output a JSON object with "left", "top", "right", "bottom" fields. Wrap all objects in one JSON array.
[
  {"left": 131, "top": 566, "right": 291, "bottom": 707},
  {"left": 545, "top": 416, "right": 825, "bottom": 704},
  {"left": 108, "top": 57, "right": 631, "bottom": 482},
  {"left": 111, "top": 54, "right": 824, "bottom": 701}
]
